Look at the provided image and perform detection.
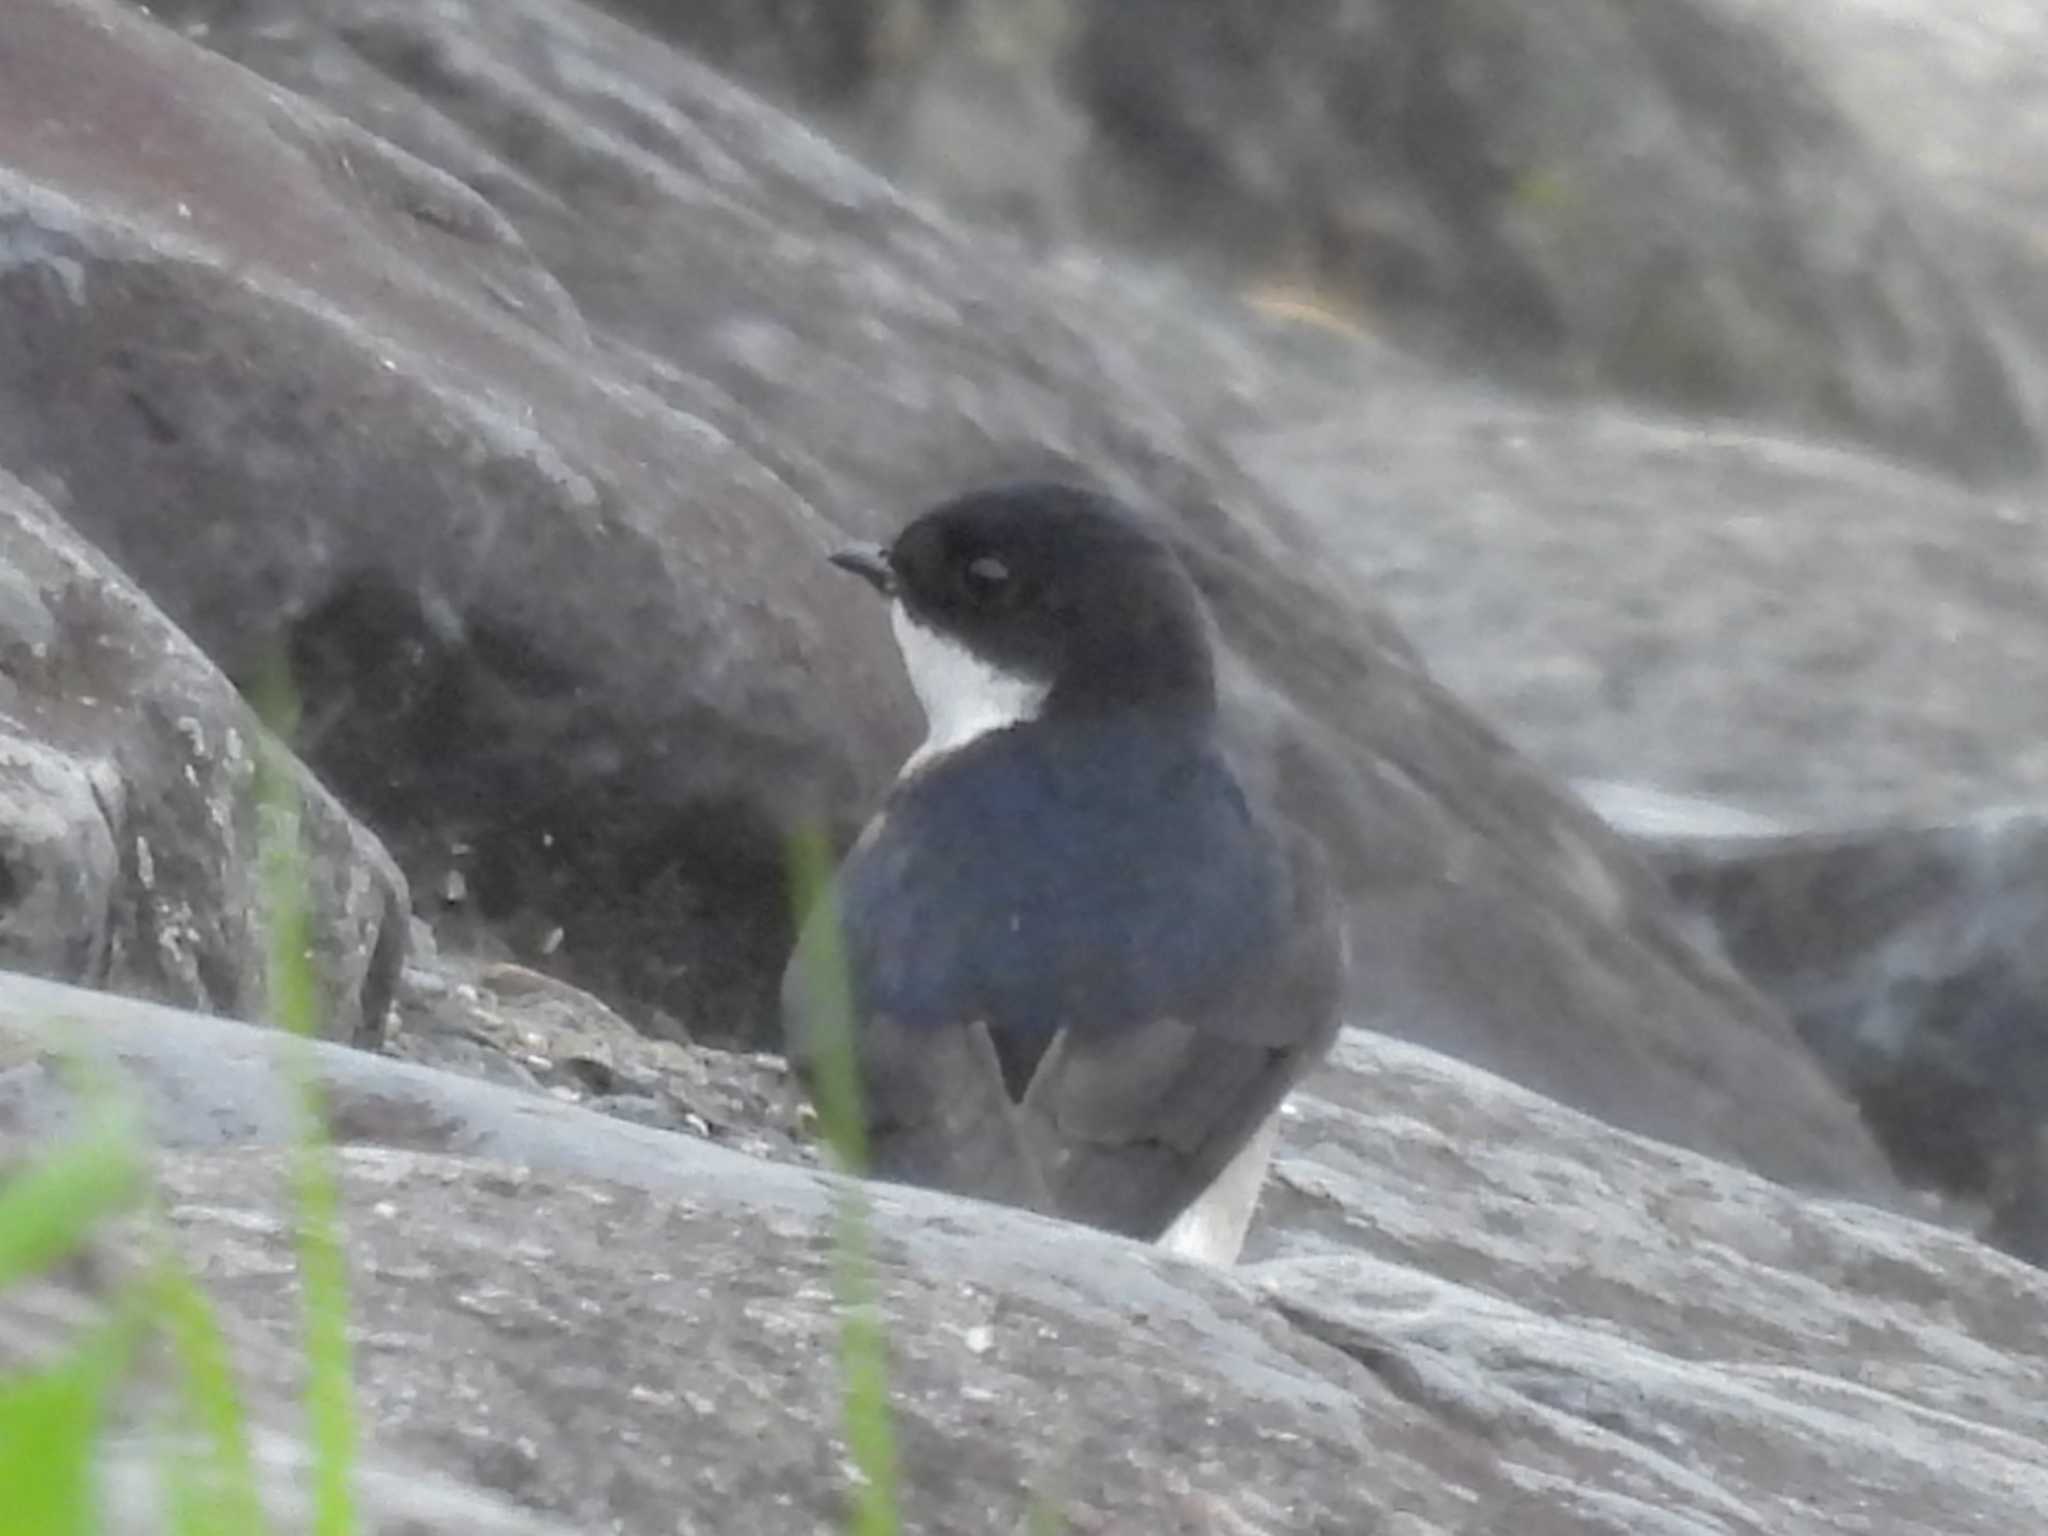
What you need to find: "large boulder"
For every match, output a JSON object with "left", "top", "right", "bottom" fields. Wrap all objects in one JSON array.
[
  {"left": 0, "top": 0, "right": 1891, "bottom": 1193},
  {"left": 1230, "top": 380, "right": 2048, "bottom": 1255},
  {"left": 1725, "top": 0, "right": 2048, "bottom": 304},
  {"left": 0, "top": 0, "right": 908, "bottom": 1046},
  {"left": 1711, "top": 0, "right": 2048, "bottom": 491},
  {"left": 1225, "top": 318, "right": 2048, "bottom": 1261},
  {"left": 3, "top": 973, "right": 2044, "bottom": 1533},
  {"left": 579, "top": 0, "right": 2044, "bottom": 482},
  {"left": 1065, "top": 0, "right": 2040, "bottom": 478},
  {"left": 1598, "top": 797, "right": 2048, "bottom": 1265},
  {"left": 1241, "top": 394, "right": 2048, "bottom": 825},
  {"left": 0, "top": 466, "right": 403, "bottom": 1041}
]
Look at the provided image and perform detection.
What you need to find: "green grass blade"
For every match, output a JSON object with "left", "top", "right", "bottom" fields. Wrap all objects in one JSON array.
[
  {"left": 0, "top": 1349, "right": 102, "bottom": 1536},
  {"left": 287, "top": 1126, "right": 355, "bottom": 1536},
  {"left": 786, "top": 823, "right": 871, "bottom": 1176},
  {"left": 0, "top": 1306, "right": 144, "bottom": 1536},
  {"left": 150, "top": 1258, "right": 270, "bottom": 1536},
  {"left": 830, "top": 1208, "right": 901, "bottom": 1536},
  {"left": 787, "top": 823, "right": 901, "bottom": 1536},
  {"left": 0, "top": 1113, "right": 143, "bottom": 1291},
  {"left": 251, "top": 655, "right": 359, "bottom": 1536}
]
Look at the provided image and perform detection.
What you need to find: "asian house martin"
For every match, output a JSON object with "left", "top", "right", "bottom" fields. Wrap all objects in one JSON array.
[{"left": 784, "top": 481, "right": 1345, "bottom": 1264}]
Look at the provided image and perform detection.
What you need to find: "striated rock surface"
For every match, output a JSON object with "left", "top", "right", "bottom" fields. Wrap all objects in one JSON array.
[
  {"left": 4, "top": 973, "right": 2044, "bottom": 1533},
  {"left": 1240, "top": 396, "right": 2048, "bottom": 826},
  {"left": 597, "top": 0, "right": 2045, "bottom": 481},
  {"left": 0, "top": 467, "right": 404, "bottom": 1041},
  {"left": 1597, "top": 797, "right": 2048, "bottom": 1266},
  {"left": 391, "top": 947, "right": 815, "bottom": 1163},
  {"left": 0, "top": 0, "right": 907, "bottom": 1048}
]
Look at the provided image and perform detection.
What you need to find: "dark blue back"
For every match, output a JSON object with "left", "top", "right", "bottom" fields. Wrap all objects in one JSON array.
[{"left": 836, "top": 719, "right": 1285, "bottom": 1040}]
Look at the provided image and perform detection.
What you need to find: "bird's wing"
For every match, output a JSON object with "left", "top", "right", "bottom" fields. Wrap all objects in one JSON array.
[
  {"left": 782, "top": 746, "right": 1345, "bottom": 1245},
  {"left": 782, "top": 905, "right": 1054, "bottom": 1213},
  {"left": 1017, "top": 1022, "right": 1299, "bottom": 1242},
  {"left": 1018, "top": 823, "right": 1346, "bottom": 1245},
  {"left": 849, "top": 1011, "right": 1055, "bottom": 1214}
]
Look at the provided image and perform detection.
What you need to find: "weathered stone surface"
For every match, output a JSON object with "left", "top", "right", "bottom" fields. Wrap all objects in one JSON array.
[
  {"left": 4, "top": 973, "right": 2045, "bottom": 1533},
  {"left": 1257, "top": 1031, "right": 2048, "bottom": 1527},
  {"left": 1228, "top": 355, "right": 2048, "bottom": 1251},
  {"left": 1710, "top": 0, "right": 2048, "bottom": 482},
  {"left": 0, "top": 0, "right": 906, "bottom": 1048},
  {"left": 1242, "top": 395, "right": 2048, "bottom": 826},
  {"left": 1070, "top": 0, "right": 2042, "bottom": 478},
  {"left": 392, "top": 948, "right": 815, "bottom": 1165},
  {"left": 0, "top": 0, "right": 1891, "bottom": 1193},
  {"left": 0, "top": 467, "right": 404, "bottom": 1042},
  {"left": 1723, "top": 0, "right": 2048, "bottom": 239},
  {"left": 585, "top": 0, "right": 892, "bottom": 112},
  {"left": 602, "top": 0, "right": 2042, "bottom": 481},
  {"left": 1594, "top": 799, "right": 2048, "bottom": 1266},
  {"left": 101, "top": 1438, "right": 587, "bottom": 1536}
]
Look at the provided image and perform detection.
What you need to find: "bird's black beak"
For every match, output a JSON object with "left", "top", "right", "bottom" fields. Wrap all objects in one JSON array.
[{"left": 829, "top": 543, "right": 896, "bottom": 598}]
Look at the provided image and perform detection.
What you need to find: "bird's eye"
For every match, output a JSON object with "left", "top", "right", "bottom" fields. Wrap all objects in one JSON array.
[{"left": 961, "top": 553, "right": 1011, "bottom": 601}]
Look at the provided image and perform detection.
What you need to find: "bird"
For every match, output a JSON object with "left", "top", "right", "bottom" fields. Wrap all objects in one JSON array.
[{"left": 782, "top": 481, "right": 1346, "bottom": 1264}]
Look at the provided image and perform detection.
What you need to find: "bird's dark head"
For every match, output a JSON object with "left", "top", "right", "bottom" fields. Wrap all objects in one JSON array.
[{"left": 832, "top": 483, "right": 1217, "bottom": 747}]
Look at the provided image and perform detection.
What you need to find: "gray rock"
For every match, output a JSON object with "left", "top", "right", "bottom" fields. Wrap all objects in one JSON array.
[
  {"left": 392, "top": 952, "right": 816, "bottom": 1164},
  {"left": 4, "top": 971, "right": 2045, "bottom": 1532},
  {"left": 582, "top": 0, "right": 893, "bottom": 111},
  {"left": 105, "top": 1432, "right": 589, "bottom": 1536},
  {"left": 0, "top": 0, "right": 909, "bottom": 1047},
  {"left": 1242, "top": 395, "right": 2048, "bottom": 826},
  {"left": 1261, "top": 1032, "right": 2048, "bottom": 1528},
  {"left": 1726, "top": 0, "right": 2048, "bottom": 236},
  {"left": 1722, "top": 0, "right": 2048, "bottom": 400},
  {"left": 1067, "top": 0, "right": 2039, "bottom": 478},
  {"left": 0, "top": 0, "right": 1891, "bottom": 1193},
  {"left": 0, "top": 467, "right": 404, "bottom": 1041},
  {"left": 604, "top": 0, "right": 2043, "bottom": 481},
  {"left": 1603, "top": 799, "right": 2048, "bottom": 1265},
  {"left": 0, "top": 735, "right": 118, "bottom": 989},
  {"left": 0, "top": 1284, "right": 620, "bottom": 1535}
]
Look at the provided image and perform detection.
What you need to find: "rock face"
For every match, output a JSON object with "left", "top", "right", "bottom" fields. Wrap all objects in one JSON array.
[
  {"left": 1068, "top": 0, "right": 2039, "bottom": 477},
  {"left": 5, "top": 974, "right": 2045, "bottom": 1534},
  {"left": 1721, "top": 0, "right": 2048, "bottom": 377},
  {"left": 1224, "top": 381, "right": 2048, "bottom": 1261},
  {"left": 1601, "top": 801, "right": 2048, "bottom": 1265},
  {"left": 0, "top": 0, "right": 908, "bottom": 1050},
  {"left": 391, "top": 947, "right": 815, "bottom": 1164},
  {"left": 0, "top": 467, "right": 403, "bottom": 1042},
  {"left": 1239, "top": 394, "right": 2048, "bottom": 826},
  {"left": 600, "top": 0, "right": 2044, "bottom": 483},
  {"left": 1733, "top": 0, "right": 2048, "bottom": 233},
  {"left": 0, "top": 0, "right": 1894, "bottom": 1198}
]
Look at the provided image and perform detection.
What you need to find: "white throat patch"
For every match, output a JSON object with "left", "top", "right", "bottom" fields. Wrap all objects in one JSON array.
[{"left": 891, "top": 601, "right": 1048, "bottom": 775}]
